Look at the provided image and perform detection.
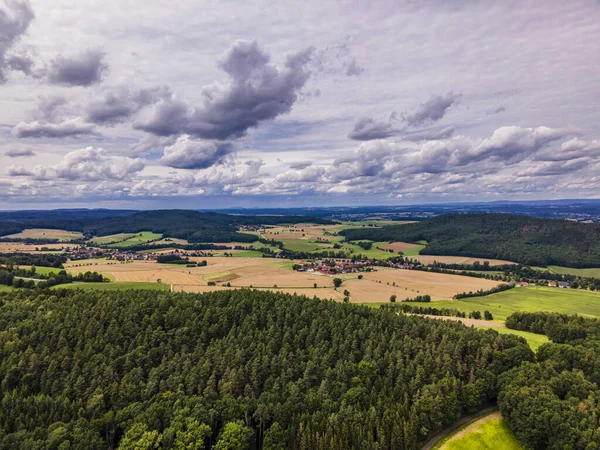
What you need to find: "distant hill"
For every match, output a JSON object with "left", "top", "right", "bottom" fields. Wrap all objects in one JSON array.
[
  {"left": 0, "top": 209, "right": 334, "bottom": 243},
  {"left": 341, "top": 213, "right": 600, "bottom": 268}
]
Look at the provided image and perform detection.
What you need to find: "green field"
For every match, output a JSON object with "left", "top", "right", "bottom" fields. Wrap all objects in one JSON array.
[
  {"left": 480, "top": 326, "right": 549, "bottom": 351},
  {"left": 434, "top": 413, "right": 523, "bottom": 450},
  {"left": 539, "top": 265, "right": 600, "bottom": 278},
  {"left": 56, "top": 281, "right": 170, "bottom": 291},
  {"left": 405, "top": 286, "right": 600, "bottom": 320},
  {"left": 281, "top": 239, "right": 329, "bottom": 252},
  {"left": 88, "top": 233, "right": 135, "bottom": 245},
  {"left": 0, "top": 284, "right": 14, "bottom": 292},
  {"left": 106, "top": 232, "right": 163, "bottom": 248}
]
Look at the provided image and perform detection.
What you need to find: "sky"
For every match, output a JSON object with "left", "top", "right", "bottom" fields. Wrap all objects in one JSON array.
[{"left": 0, "top": 0, "right": 599, "bottom": 210}]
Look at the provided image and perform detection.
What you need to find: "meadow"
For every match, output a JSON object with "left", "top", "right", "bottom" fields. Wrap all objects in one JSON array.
[
  {"left": 434, "top": 412, "right": 523, "bottom": 450},
  {"left": 404, "top": 286, "right": 600, "bottom": 320},
  {"left": 3, "top": 228, "right": 83, "bottom": 241},
  {"left": 539, "top": 265, "right": 600, "bottom": 278}
]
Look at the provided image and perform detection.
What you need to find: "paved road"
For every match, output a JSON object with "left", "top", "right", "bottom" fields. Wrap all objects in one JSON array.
[{"left": 421, "top": 406, "right": 499, "bottom": 450}]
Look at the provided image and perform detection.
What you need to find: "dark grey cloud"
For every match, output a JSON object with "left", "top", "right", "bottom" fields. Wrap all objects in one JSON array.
[
  {"left": 13, "top": 119, "right": 97, "bottom": 138},
  {"left": 85, "top": 86, "right": 170, "bottom": 125},
  {"left": 289, "top": 161, "right": 313, "bottom": 170},
  {"left": 47, "top": 50, "right": 109, "bottom": 87},
  {"left": 348, "top": 116, "right": 399, "bottom": 140},
  {"left": 0, "top": 0, "right": 34, "bottom": 83},
  {"left": 136, "top": 40, "right": 312, "bottom": 140},
  {"left": 6, "top": 53, "right": 34, "bottom": 75},
  {"left": 5, "top": 148, "right": 35, "bottom": 157},
  {"left": 404, "top": 92, "right": 461, "bottom": 127},
  {"left": 487, "top": 105, "right": 506, "bottom": 115},
  {"left": 160, "top": 136, "right": 235, "bottom": 169},
  {"left": 345, "top": 58, "right": 364, "bottom": 77}
]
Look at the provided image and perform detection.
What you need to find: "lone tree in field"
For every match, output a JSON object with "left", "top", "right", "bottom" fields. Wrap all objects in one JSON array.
[
  {"left": 333, "top": 278, "right": 342, "bottom": 288},
  {"left": 390, "top": 295, "right": 397, "bottom": 303},
  {"left": 484, "top": 310, "right": 494, "bottom": 320}
]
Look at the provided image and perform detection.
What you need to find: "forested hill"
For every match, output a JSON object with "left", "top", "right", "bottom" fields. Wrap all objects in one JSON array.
[
  {"left": 0, "top": 289, "right": 531, "bottom": 449},
  {"left": 0, "top": 210, "right": 334, "bottom": 242},
  {"left": 81, "top": 210, "right": 333, "bottom": 242},
  {"left": 341, "top": 213, "right": 600, "bottom": 267}
]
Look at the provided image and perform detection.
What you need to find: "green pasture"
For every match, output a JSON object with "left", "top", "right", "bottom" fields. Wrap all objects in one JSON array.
[
  {"left": 106, "top": 232, "right": 163, "bottom": 248},
  {"left": 433, "top": 414, "right": 523, "bottom": 450}
]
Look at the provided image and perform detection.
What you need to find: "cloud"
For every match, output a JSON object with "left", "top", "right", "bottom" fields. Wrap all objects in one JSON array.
[
  {"left": 401, "top": 126, "right": 455, "bottom": 142},
  {"left": 289, "top": 161, "right": 313, "bottom": 170},
  {"left": 136, "top": 40, "right": 313, "bottom": 140},
  {"left": 12, "top": 118, "right": 97, "bottom": 138},
  {"left": 0, "top": 0, "right": 35, "bottom": 83},
  {"left": 460, "top": 125, "right": 570, "bottom": 165},
  {"left": 8, "top": 147, "right": 144, "bottom": 181},
  {"left": 404, "top": 92, "right": 461, "bottom": 127},
  {"left": 46, "top": 50, "right": 109, "bottom": 87},
  {"left": 85, "top": 86, "right": 170, "bottom": 125},
  {"left": 348, "top": 116, "right": 399, "bottom": 140},
  {"left": 34, "top": 95, "right": 67, "bottom": 121},
  {"left": 346, "top": 58, "right": 364, "bottom": 76},
  {"left": 5, "top": 148, "right": 35, "bottom": 157},
  {"left": 487, "top": 105, "right": 506, "bottom": 115},
  {"left": 160, "top": 136, "right": 234, "bottom": 169}
]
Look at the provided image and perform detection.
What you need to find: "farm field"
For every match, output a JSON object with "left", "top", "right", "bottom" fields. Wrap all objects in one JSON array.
[
  {"left": 88, "top": 233, "right": 135, "bottom": 245},
  {"left": 106, "top": 232, "right": 163, "bottom": 247},
  {"left": 0, "top": 242, "right": 70, "bottom": 253},
  {"left": 403, "top": 286, "right": 600, "bottom": 320},
  {"left": 350, "top": 269, "right": 500, "bottom": 302},
  {"left": 411, "top": 255, "right": 516, "bottom": 266},
  {"left": 538, "top": 265, "right": 600, "bottom": 278},
  {"left": 434, "top": 412, "right": 523, "bottom": 450},
  {"left": 61, "top": 258, "right": 495, "bottom": 303},
  {"left": 377, "top": 241, "right": 424, "bottom": 254},
  {"left": 3, "top": 228, "right": 83, "bottom": 241}
]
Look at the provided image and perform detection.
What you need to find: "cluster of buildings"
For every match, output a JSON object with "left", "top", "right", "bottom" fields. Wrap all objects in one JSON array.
[{"left": 293, "top": 258, "right": 419, "bottom": 275}]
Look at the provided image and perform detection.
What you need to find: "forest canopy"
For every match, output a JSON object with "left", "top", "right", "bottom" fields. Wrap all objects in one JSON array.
[
  {"left": 0, "top": 289, "right": 532, "bottom": 450},
  {"left": 341, "top": 213, "right": 600, "bottom": 267}
]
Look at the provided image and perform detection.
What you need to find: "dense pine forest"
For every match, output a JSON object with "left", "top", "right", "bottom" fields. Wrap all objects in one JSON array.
[
  {"left": 341, "top": 213, "right": 600, "bottom": 267},
  {"left": 0, "top": 289, "right": 532, "bottom": 449}
]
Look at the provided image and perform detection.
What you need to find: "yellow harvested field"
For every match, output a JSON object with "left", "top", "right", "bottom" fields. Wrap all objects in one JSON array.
[
  {"left": 347, "top": 269, "right": 500, "bottom": 302},
  {"left": 378, "top": 242, "right": 423, "bottom": 252},
  {"left": 0, "top": 242, "right": 71, "bottom": 253},
  {"left": 64, "top": 257, "right": 501, "bottom": 303},
  {"left": 4, "top": 228, "right": 83, "bottom": 240},
  {"left": 411, "top": 255, "right": 516, "bottom": 266}
]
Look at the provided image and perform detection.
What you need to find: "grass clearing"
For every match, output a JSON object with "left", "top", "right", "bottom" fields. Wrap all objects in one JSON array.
[
  {"left": 411, "top": 255, "right": 516, "bottom": 266},
  {"left": 434, "top": 412, "right": 523, "bottom": 450}
]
